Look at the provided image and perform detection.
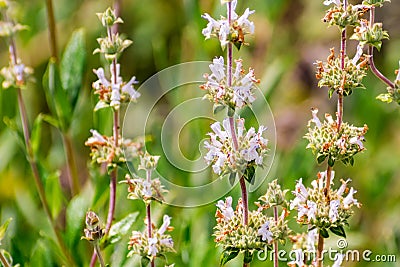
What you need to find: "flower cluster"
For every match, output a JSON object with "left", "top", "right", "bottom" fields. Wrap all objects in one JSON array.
[
  {"left": 214, "top": 197, "right": 290, "bottom": 256},
  {"left": 351, "top": 19, "right": 389, "bottom": 51},
  {"left": 290, "top": 171, "right": 361, "bottom": 237},
  {"left": 92, "top": 63, "right": 140, "bottom": 111},
  {"left": 201, "top": 0, "right": 255, "bottom": 49},
  {"left": 200, "top": 57, "right": 259, "bottom": 110},
  {"left": 305, "top": 109, "right": 368, "bottom": 166},
  {"left": 322, "top": 3, "right": 366, "bottom": 29},
  {"left": 315, "top": 48, "right": 368, "bottom": 97},
  {"left": 122, "top": 174, "right": 166, "bottom": 205},
  {"left": 128, "top": 215, "right": 175, "bottom": 261},
  {"left": 376, "top": 62, "right": 400, "bottom": 104},
  {"left": 258, "top": 179, "right": 289, "bottom": 208},
  {"left": 85, "top": 129, "right": 143, "bottom": 169},
  {"left": 0, "top": 58, "right": 33, "bottom": 89},
  {"left": 204, "top": 117, "right": 268, "bottom": 176}
]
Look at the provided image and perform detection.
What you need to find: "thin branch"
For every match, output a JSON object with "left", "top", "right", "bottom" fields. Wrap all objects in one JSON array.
[
  {"left": 45, "top": 0, "right": 58, "bottom": 59},
  {"left": 0, "top": 250, "right": 11, "bottom": 267},
  {"left": 62, "top": 133, "right": 80, "bottom": 195},
  {"left": 367, "top": 6, "right": 395, "bottom": 89},
  {"left": 273, "top": 206, "right": 279, "bottom": 267},
  {"left": 94, "top": 243, "right": 106, "bottom": 267}
]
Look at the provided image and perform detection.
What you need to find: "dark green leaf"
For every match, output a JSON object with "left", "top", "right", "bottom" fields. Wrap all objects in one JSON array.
[
  {"left": 317, "top": 154, "right": 326, "bottom": 164},
  {"left": 43, "top": 58, "right": 72, "bottom": 131},
  {"left": 227, "top": 107, "right": 235, "bottom": 117},
  {"left": 220, "top": 249, "right": 239, "bottom": 266},
  {"left": 244, "top": 165, "right": 256, "bottom": 185},
  {"left": 228, "top": 172, "right": 236, "bottom": 186},
  {"left": 328, "top": 157, "right": 335, "bottom": 167},
  {"left": 106, "top": 212, "right": 139, "bottom": 245},
  {"left": 330, "top": 226, "right": 346, "bottom": 238},
  {"left": 243, "top": 250, "right": 254, "bottom": 264},
  {"left": 328, "top": 88, "right": 335, "bottom": 98},
  {"left": 350, "top": 157, "right": 354, "bottom": 166},
  {"left": 213, "top": 105, "right": 226, "bottom": 115},
  {"left": 60, "top": 29, "right": 87, "bottom": 110},
  {"left": 141, "top": 257, "right": 150, "bottom": 267},
  {"left": 44, "top": 171, "right": 64, "bottom": 219},
  {"left": 30, "top": 239, "right": 54, "bottom": 267},
  {"left": 319, "top": 228, "right": 329, "bottom": 238},
  {"left": 234, "top": 41, "right": 242, "bottom": 51}
]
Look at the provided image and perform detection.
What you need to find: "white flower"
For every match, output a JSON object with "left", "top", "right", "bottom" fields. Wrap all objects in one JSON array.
[
  {"left": 337, "top": 179, "right": 350, "bottom": 196},
  {"left": 332, "top": 253, "right": 344, "bottom": 267},
  {"left": 396, "top": 61, "right": 400, "bottom": 82},
  {"left": 148, "top": 237, "right": 158, "bottom": 256},
  {"left": 323, "top": 0, "right": 341, "bottom": 6},
  {"left": 290, "top": 178, "right": 308, "bottom": 209},
  {"left": 86, "top": 129, "right": 107, "bottom": 145},
  {"left": 201, "top": 13, "right": 220, "bottom": 40},
  {"left": 204, "top": 117, "right": 268, "bottom": 176},
  {"left": 158, "top": 215, "right": 171, "bottom": 235},
  {"left": 352, "top": 43, "right": 364, "bottom": 66},
  {"left": 349, "top": 136, "right": 365, "bottom": 150},
  {"left": 160, "top": 237, "right": 174, "bottom": 248},
  {"left": 258, "top": 221, "right": 273, "bottom": 243},
  {"left": 306, "top": 229, "right": 318, "bottom": 252},
  {"left": 216, "top": 196, "right": 235, "bottom": 221},
  {"left": 329, "top": 199, "right": 340, "bottom": 222},
  {"left": 311, "top": 108, "right": 322, "bottom": 128},
  {"left": 343, "top": 187, "right": 360, "bottom": 208},
  {"left": 288, "top": 249, "right": 305, "bottom": 267}
]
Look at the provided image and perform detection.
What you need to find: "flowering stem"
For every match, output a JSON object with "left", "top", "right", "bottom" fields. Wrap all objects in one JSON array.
[
  {"left": 367, "top": 6, "right": 395, "bottom": 89},
  {"left": 45, "top": 0, "right": 58, "bottom": 59},
  {"left": 94, "top": 243, "right": 106, "bottom": 267},
  {"left": 0, "top": 250, "right": 11, "bottom": 267},
  {"left": 239, "top": 177, "right": 248, "bottom": 225},
  {"left": 273, "top": 206, "right": 279, "bottom": 267},
  {"left": 146, "top": 169, "right": 155, "bottom": 267}
]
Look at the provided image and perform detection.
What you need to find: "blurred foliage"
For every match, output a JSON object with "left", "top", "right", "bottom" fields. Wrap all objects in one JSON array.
[{"left": 0, "top": 0, "right": 400, "bottom": 266}]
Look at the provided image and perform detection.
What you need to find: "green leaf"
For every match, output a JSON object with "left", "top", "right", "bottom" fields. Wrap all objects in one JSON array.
[
  {"left": 319, "top": 228, "right": 329, "bottom": 238},
  {"left": 243, "top": 165, "right": 256, "bottom": 185},
  {"left": 220, "top": 249, "right": 239, "bottom": 266},
  {"left": 234, "top": 41, "right": 242, "bottom": 51},
  {"left": 0, "top": 218, "right": 12, "bottom": 245},
  {"left": 228, "top": 172, "right": 236, "bottom": 186},
  {"left": 60, "top": 29, "right": 87, "bottom": 110},
  {"left": 43, "top": 58, "right": 72, "bottom": 131},
  {"left": 227, "top": 107, "right": 235, "bottom": 117},
  {"left": 106, "top": 212, "right": 139, "bottom": 245},
  {"left": 349, "top": 157, "right": 354, "bottom": 166},
  {"left": 213, "top": 105, "right": 226, "bottom": 115},
  {"left": 330, "top": 226, "right": 346, "bottom": 238},
  {"left": 141, "top": 256, "right": 150, "bottom": 267},
  {"left": 31, "top": 115, "right": 44, "bottom": 157},
  {"left": 243, "top": 250, "right": 254, "bottom": 264},
  {"left": 44, "top": 171, "right": 64, "bottom": 219},
  {"left": 328, "top": 88, "right": 335, "bottom": 98},
  {"left": 30, "top": 239, "right": 54, "bottom": 267}
]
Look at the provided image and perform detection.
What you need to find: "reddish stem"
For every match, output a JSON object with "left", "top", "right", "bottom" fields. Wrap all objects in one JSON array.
[{"left": 273, "top": 206, "right": 279, "bottom": 267}]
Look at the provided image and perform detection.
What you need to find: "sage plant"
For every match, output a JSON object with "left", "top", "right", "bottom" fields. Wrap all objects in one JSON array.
[
  {"left": 289, "top": 0, "right": 373, "bottom": 266},
  {"left": 84, "top": 7, "right": 141, "bottom": 266},
  {"left": 201, "top": 1, "right": 290, "bottom": 266}
]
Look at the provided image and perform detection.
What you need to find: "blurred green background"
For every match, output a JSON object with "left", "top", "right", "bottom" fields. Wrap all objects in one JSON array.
[{"left": 1, "top": 0, "right": 400, "bottom": 266}]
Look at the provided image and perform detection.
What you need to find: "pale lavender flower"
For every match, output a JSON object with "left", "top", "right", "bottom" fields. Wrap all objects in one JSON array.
[
  {"left": 288, "top": 249, "right": 305, "bottom": 267},
  {"left": 216, "top": 196, "right": 234, "bottom": 221},
  {"left": 311, "top": 108, "right": 322, "bottom": 128},
  {"left": 258, "top": 221, "right": 273, "bottom": 243},
  {"left": 148, "top": 237, "right": 158, "bottom": 256},
  {"left": 343, "top": 187, "right": 360, "bottom": 208},
  {"left": 332, "top": 253, "right": 344, "bottom": 267},
  {"left": 329, "top": 199, "right": 340, "bottom": 222},
  {"left": 323, "top": 0, "right": 341, "bottom": 6},
  {"left": 352, "top": 43, "right": 364, "bottom": 66},
  {"left": 306, "top": 229, "right": 318, "bottom": 252},
  {"left": 158, "top": 215, "right": 171, "bottom": 235}
]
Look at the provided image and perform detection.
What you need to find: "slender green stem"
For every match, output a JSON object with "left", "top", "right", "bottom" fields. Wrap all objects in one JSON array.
[
  {"left": 62, "top": 133, "right": 80, "bottom": 195},
  {"left": 45, "top": 0, "right": 58, "bottom": 59},
  {"left": 94, "top": 243, "right": 106, "bottom": 267},
  {"left": 146, "top": 169, "right": 155, "bottom": 267},
  {"left": 0, "top": 250, "right": 11, "bottom": 267}
]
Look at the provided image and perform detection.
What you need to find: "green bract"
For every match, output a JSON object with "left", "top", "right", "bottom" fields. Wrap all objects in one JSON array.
[
  {"left": 323, "top": 5, "right": 364, "bottom": 29},
  {"left": 351, "top": 20, "right": 389, "bottom": 51}
]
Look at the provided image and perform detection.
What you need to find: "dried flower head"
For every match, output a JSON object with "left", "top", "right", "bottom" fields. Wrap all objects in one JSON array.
[
  {"left": 315, "top": 48, "right": 368, "bottom": 97},
  {"left": 258, "top": 179, "right": 289, "bottom": 208},
  {"left": 122, "top": 174, "right": 167, "bottom": 204},
  {"left": 351, "top": 19, "right": 389, "bottom": 51},
  {"left": 82, "top": 211, "right": 104, "bottom": 243},
  {"left": 0, "top": 58, "right": 33, "bottom": 89},
  {"left": 305, "top": 109, "right": 368, "bottom": 166},
  {"left": 322, "top": 4, "right": 367, "bottom": 29}
]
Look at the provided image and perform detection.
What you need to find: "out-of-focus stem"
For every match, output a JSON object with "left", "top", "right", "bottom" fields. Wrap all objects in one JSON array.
[
  {"left": 94, "top": 243, "right": 105, "bottom": 267},
  {"left": 239, "top": 177, "right": 248, "bottom": 225},
  {"left": 62, "top": 133, "right": 80, "bottom": 195},
  {"left": 0, "top": 250, "right": 11, "bottom": 267},
  {"left": 273, "top": 206, "right": 279, "bottom": 267},
  {"left": 45, "top": 0, "right": 58, "bottom": 59},
  {"left": 367, "top": 6, "right": 395, "bottom": 89}
]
